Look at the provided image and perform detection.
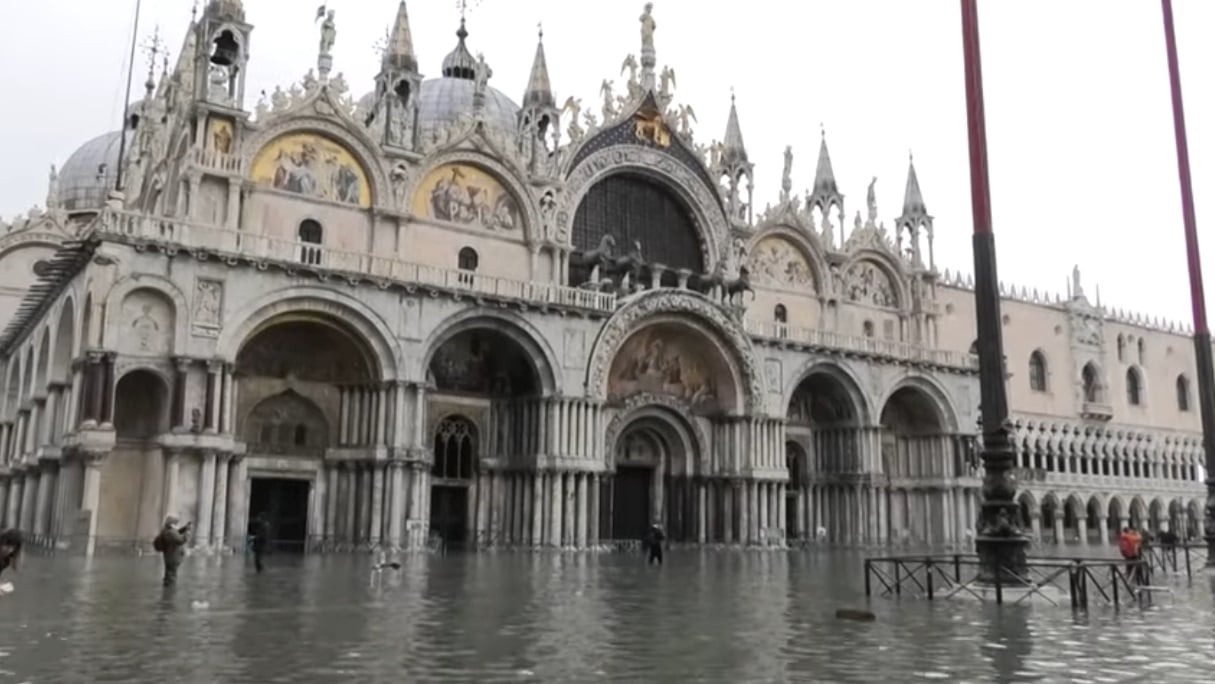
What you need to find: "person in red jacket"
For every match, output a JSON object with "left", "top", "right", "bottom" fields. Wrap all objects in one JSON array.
[{"left": 1118, "top": 526, "right": 1144, "bottom": 584}]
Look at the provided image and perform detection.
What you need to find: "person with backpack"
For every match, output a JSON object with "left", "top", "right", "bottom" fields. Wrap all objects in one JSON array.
[
  {"left": 153, "top": 516, "right": 191, "bottom": 587},
  {"left": 1118, "top": 526, "right": 1144, "bottom": 584}
]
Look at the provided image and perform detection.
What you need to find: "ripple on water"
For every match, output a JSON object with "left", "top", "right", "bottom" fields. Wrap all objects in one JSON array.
[{"left": 0, "top": 551, "right": 1212, "bottom": 682}]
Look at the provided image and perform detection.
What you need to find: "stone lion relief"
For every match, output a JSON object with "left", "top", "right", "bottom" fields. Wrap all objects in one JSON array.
[
  {"left": 844, "top": 261, "right": 897, "bottom": 308},
  {"left": 120, "top": 288, "right": 175, "bottom": 355},
  {"left": 748, "top": 236, "right": 816, "bottom": 292},
  {"left": 608, "top": 324, "right": 731, "bottom": 413}
]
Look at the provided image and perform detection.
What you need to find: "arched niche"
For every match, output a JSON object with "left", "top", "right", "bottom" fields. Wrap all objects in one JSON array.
[
  {"left": 607, "top": 321, "right": 738, "bottom": 416},
  {"left": 117, "top": 287, "right": 176, "bottom": 356},
  {"left": 427, "top": 327, "right": 541, "bottom": 398},
  {"left": 840, "top": 255, "right": 903, "bottom": 309},
  {"left": 785, "top": 363, "right": 869, "bottom": 427},
  {"left": 411, "top": 162, "right": 523, "bottom": 234},
  {"left": 113, "top": 369, "right": 170, "bottom": 439},
  {"left": 52, "top": 298, "right": 76, "bottom": 383},
  {"left": 879, "top": 378, "right": 959, "bottom": 434},
  {"left": 35, "top": 328, "right": 50, "bottom": 391},
  {"left": 250, "top": 131, "right": 372, "bottom": 208},
  {"left": 571, "top": 172, "right": 705, "bottom": 285},
  {"left": 747, "top": 233, "right": 822, "bottom": 293},
  {"left": 419, "top": 312, "right": 557, "bottom": 397},
  {"left": 244, "top": 389, "right": 329, "bottom": 454}
]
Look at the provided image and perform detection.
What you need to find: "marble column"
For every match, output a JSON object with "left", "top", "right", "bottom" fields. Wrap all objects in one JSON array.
[
  {"left": 1077, "top": 518, "right": 1089, "bottom": 547},
  {"left": 227, "top": 457, "right": 248, "bottom": 546},
  {"left": 34, "top": 461, "right": 56, "bottom": 542},
  {"left": 309, "top": 462, "right": 325, "bottom": 551},
  {"left": 81, "top": 453, "right": 104, "bottom": 556},
  {"left": 388, "top": 462, "right": 404, "bottom": 548},
  {"left": 211, "top": 455, "right": 230, "bottom": 550},
  {"left": 20, "top": 469, "right": 39, "bottom": 533},
  {"left": 196, "top": 452, "right": 217, "bottom": 548},
  {"left": 323, "top": 464, "right": 338, "bottom": 545},
  {"left": 531, "top": 471, "right": 545, "bottom": 546},
  {"left": 370, "top": 462, "right": 384, "bottom": 547},
  {"left": 5, "top": 477, "right": 22, "bottom": 530}
]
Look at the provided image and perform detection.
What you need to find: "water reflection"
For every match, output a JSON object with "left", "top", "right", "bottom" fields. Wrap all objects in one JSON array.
[{"left": 0, "top": 550, "right": 1211, "bottom": 682}]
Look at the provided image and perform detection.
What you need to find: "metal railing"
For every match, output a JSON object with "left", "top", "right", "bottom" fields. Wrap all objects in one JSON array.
[
  {"left": 95, "top": 210, "right": 618, "bottom": 313},
  {"left": 1142, "top": 542, "right": 1210, "bottom": 580},
  {"left": 864, "top": 554, "right": 1156, "bottom": 611},
  {"left": 745, "top": 320, "right": 977, "bottom": 370}
]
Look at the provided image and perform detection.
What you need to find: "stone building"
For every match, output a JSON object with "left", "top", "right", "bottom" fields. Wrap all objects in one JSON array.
[{"left": 0, "top": 1, "right": 1205, "bottom": 555}]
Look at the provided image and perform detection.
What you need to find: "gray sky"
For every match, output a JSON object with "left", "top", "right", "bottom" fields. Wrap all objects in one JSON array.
[{"left": 1, "top": 1, "right": 1211, "bottom": 326}]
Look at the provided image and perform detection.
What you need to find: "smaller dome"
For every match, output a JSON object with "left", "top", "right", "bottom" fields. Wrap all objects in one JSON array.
[
  {"left": 58, "top": 130, "right": 134, "bottom": 213},
  {"left": 441, "top": 20, "right": 478, "bottom": 79}
]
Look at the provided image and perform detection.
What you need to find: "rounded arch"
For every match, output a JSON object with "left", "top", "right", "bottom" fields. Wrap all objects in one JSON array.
[
  {"left": 407, "top": 152, "right": 540, "bottom": 244},
  {"left": 1125, "top": 366, "right": 1144, "bottom": 405},
  {"left": 560, "top": 145, "right": 728, "bottom": 274},
  {"left": 20, "top": 345, "right": 33, "bottom": 403},
  {"left": 51, "top": 296, "right": 76, "bottom": 383},
  {"left": 784, "top": 360, "right": 872, "bottom": 426},
  {"left": 217, "top": 287, "right": 400, "bottom": 380},
  {"left": 418, "top": 310, "right": 558, "bottom": 396},
  {"left": 244, "top": 389, "right": 330, "bottom": 451},
  {"left": 242, "top": 119, "right": 390, "bottom": 209},
  {"left": 113, "top": 368, "right": 170, "bottom": 439},
  {"left": 78, "top": 287, "right": 94, "bottom": 355},
  {"left": 840, "top": 251, "right": 908, "bottom": 310},
  {"left": 1128, "top": 496, "right": 1148, "bottom": 527},
  {"left": 745, "top": 226, "right": 828, "bottom": 294},
  {"left": 2, "top": 356, "right": 21, "bottom": 418},
  {"left": 587, "top": 290, "right": 763, "bottom": 414},
  {"left": 1081, "top": 361, "right": 1103, "bottom": 403},
  {"left": 34, "top": 327, "right": 51, "bottom": 392},
  {"left": 431, "top": 413, "right": 479, "bottom": 481},
  {"left": 102, "top": 275, "right": 188, "bottom": 353},
  {"left": 1064, "top": 493, "right": 1085, "bottom": 520},
  {"left": 1107, "top": 494, "right": 1126, "bottom": 522},
  {"left": 877, "top": 375, "right": 959, "bottom": 433},
  {"left": 604, "top": 398, "right": 706, "bottom": 478},
  {"left": 1028, "top": 349, "right": 1048, "bottom": 392}
]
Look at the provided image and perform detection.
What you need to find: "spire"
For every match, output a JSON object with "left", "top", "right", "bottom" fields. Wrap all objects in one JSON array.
[
  {"left": 442, "top": 18, "right": 477, "bottom": 79},
  {"left": 721, "top": 91, "right": 748, "bottom": 165},
  {"left": 811, "top": 127, "right": 839, "bottom": 198},
  {"left": 902, "top": 151, "right": 928, "bottom": 217},
  {"left": 522, "top": 24, "right": 554, "bottom": 109},
  {"left": 383, "top": 1, "right": 417, "bottom": 72}
]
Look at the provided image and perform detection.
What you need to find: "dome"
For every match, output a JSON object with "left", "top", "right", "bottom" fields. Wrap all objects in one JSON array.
[
  {"left": 416, "top": 77, "right": 519, "bottom": 142},
  {"left": 58, "top": 129, "right": 133, "bottom": 213}
]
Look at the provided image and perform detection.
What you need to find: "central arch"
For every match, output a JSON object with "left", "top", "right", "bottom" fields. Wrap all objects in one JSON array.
[
  {"left": 879, "top": 383, "right": 958, "bottom": 547},
  {"left": 603, "top": 403, "right": 701, "bottom": 543},
  {"left": 587, "top": 290, "right": 763, "bottom": 415}
]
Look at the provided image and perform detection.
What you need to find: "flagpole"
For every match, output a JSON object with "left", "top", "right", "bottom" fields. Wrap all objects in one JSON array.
[
  {"left": 114, "top": 0, "right": 143, "bottom": 194},
  {"left": 960, "top": 0, "right": 1028, "bottom": 582},
  {"left": 1160, "top": 0, "right": 1215, "bottom": 563}
]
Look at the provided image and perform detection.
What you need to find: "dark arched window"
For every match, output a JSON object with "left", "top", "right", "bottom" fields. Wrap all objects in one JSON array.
[
  {"left": 1116, "top": 334, "right": 1125, "bottom": 362},
  {"left": 774, "top": 304, "right": 787, "bottom": 323},
  {"left": 457, "top": 247, "right": 479, "bottom": 271},
  {"left": 571, "top": 173, "right": 703, "bottom": 285},
  {"left": 432, "top": 416, "right": 477, "bottom": 481},
  {"left": 969, "top": 340, "right": 979, "bottom": 356},
  {"left": 1176, "top": 374, "right": 1190, "bottom": 411},
  {"left": 1137, "top": 338, "right": 1146, "bottom": 365},
  {"left": 298, "top": 219, "right": 323, "bottom": 265},
  {"left": 1126, "top": 367, "right": 1143, "bottom": 406},
  {"left": 1082, "top": 363, "right": 1101, "bottom": 403},
  {"left": 863, "top": 321, "right": 875, "bottom": 338},
  {"left": 1029, "top": 351, "right": 1048, "bottom": 392}
]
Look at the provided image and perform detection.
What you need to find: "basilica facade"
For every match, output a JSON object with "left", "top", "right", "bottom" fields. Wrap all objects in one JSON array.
[{"left": 0, "top": 1, "right": 1205, "bottom": 555}]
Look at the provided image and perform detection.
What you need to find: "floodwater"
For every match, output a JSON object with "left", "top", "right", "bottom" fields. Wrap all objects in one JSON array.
[{"left": 0, "top": 550, "right": 1212, "bottom": 683}]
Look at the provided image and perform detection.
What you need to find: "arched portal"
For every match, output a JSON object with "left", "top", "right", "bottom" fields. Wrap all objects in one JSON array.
[
  {"left": 235, "top": 313, "right": 378, "bottom": 550},
  {"left": 99, "top": 369, "right": 170, "bottom": 548},
  {"left": 1041, "top": 494, "right": 1061, "bottom": 544},
  {"left": 1085, "top": 496, "right": 1103, "bottom": 545},
  {"left": 785, "top": 441, "right": 808, "bottom": 541},
  {"left": 607, "top": 321, "right": 739, "bottom": 416},
  {"left": 1107, "top": 496, "right": 1126, "bottom": 540},
  {"left": 424, "top": 322, "right": 547, "bottom": 548},
  {"left": 605, "top": 407, "right": 698, "bottom": 543},
  {"left": 879, "top": 384, "right": 959, "bottom": 548},
  {"left": 786, "top": 366, "right": 865, "bottom": 545}
]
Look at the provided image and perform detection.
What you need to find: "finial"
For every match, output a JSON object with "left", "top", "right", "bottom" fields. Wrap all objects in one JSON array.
[
  {"left": 730, "top": 86, "right": 735, "bottom": 104},
  {"left": 909, "top": 148, "right": 914, "bottom": 163},
  {"left": 142, "top": 25, "right": 164, "bottom": 92},
  {"left": 820, "top": 122, "right": 825, "bottom": 139},
  {"left": 192, "top": 0, "right": 199, "bottom": 22},
  {"left": 538, "top": 21, "right": 543, "bottom": 41},
  {"left": 457, "top": 16, "right": 468, "bottom": 41}
]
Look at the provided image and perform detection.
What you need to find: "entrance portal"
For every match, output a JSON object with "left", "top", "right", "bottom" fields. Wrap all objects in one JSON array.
[
  {"left": 248, "top": 477, "right": 311, "bottom": 552},
  {"left": 430, "top": 486, "right": 469, "bottom": 547},
  {"left": 611, "top": 465, "right": 653, "bottom": 540}
]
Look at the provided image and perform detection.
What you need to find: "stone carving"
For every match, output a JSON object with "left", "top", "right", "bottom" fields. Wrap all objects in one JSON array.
[
  {"left": 640, "top": 3, "right": 657, "bottom": 53},
  {"left": 390, "top": 163, "right": 411, "bottom": 208},
  {"left": 473, "top": 53, "right": 492, "bottom": 100},
  {"left": 609, "top": 324, "right": 721, "bottom": 411},
  {"left": 193, "top": 279, "right": 223, "bottom": 328},
  {"left": 120, "top": 288, "right": 175, "bottom": 355},
  {"left": 659, "top": 66, "right": 676, "bottom": 100},
  {"left": 318, "top": 9, "right": 337, "bottom": 57},
  {"left": 586, "top": 289, "right": 764, "bottom": 413},
  {"left": 866, "top": 177, "right": 878, "bottom": 223},
  {"left": 562, "top": 97, "right": 584, "bottom": 141},
  {"left": 675, "top": 104, "right": 697, "bottom": 137},
  {"left": 539, "top": 189, "right": 560, "bottom": 241},
  {"left": 600, "top": 80, "right": 618, "bottom": 121},
  {"left": 781, "top": 146, "right": 793, "bottom": 200},
  {"left": 1073, "top": 313, "right": 1102, "bottom": 348},
  {"left": 246, "top": 390, "right": 328, "bottom": 452},
  {"left": 562, "top": 145, "right": 726, "bottom": 270},
  {"left": 620, "top": 55, "right": 642, "bottom": 102},
  {"left": 563, "top": 329, "right": 586, "bottom": 369},
  {"left": 765, "top": 358, "right": 782, "bottom": 395},
  {"left": 844, "top": 261, "right": 896, "bottom": 308},
  {"left": 747, "top": 236, "right": 816, "bottom": 291},
  {"left": 633, "top": 111, "right": 671, "bottom": 148}
]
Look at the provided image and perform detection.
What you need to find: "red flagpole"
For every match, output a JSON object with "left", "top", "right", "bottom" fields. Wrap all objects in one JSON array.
[{"left": 1160, "top": 0, "right": 1215, "bottom": 561}]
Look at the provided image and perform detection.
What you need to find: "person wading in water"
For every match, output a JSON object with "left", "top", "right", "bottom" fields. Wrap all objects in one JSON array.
[
  {"left": 153, "top": 516, "right": 191, "bottom": 587},
  {"left": 249, "top": 512, "right": 271, "bottom": 574},
  {"left": 643, "top": 524, "right": 665, "bottom": 566}
]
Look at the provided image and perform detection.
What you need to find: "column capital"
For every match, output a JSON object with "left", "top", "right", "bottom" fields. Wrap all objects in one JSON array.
[
  {"left": 206, "top": 359, "right": 226, "bottom": 373},
  {"left": 81, "top": 450, "right": 107, "bottom": 467},
  {"left": 173, "top": 356, "right": 195, "bottom": 372}
]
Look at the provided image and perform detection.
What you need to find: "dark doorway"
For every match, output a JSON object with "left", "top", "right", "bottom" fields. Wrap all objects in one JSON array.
[
  {"left": 249, "top": 478, "right": 310, "bottom": 552},
  {"left": 786, "top": 492, "right": 798, "bottom": 541},
  {"left": 430, "top": 485, "right": 469, "bottom": 547},
  {"left": 611, "top": 466, "right": 653, "bottom": 541}
]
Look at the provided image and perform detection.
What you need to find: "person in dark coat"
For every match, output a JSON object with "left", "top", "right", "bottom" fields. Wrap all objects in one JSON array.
[
  {"left": 249, "top": 512, "right": 271, "bottom": 573},
  {"left": 643, "top": 524, "right": 665, "bottom": 566},
  {"left": 0, "top": 529, "right": 23, "bottom": 578},
  {"left": 154, "top": 516, "right": 191, "bottom": 587}
]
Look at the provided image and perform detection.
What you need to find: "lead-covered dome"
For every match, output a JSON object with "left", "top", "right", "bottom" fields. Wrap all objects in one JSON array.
[
  {"left": 58, "top": 129, "right": 133, "bottom": 212},
  {"left": 416, "top": 20, "right": 519, "bottom": 142}
]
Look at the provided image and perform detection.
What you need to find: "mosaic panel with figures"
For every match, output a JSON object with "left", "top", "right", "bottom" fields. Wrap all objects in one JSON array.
[
  {"left": 843, "top": 261, "right": 897, "bottom": 308},
  {"left": 748, "top": 236, "right": 816, "bottom": 292},
  {"left": 412, "top": 163, "right": 521, "bottom": 232},
  {"left": 607, "top": 323, "right": 735, "bottom": 414},
  {"left": 251, "top": 133, "right": 372, "bottom": 207}
]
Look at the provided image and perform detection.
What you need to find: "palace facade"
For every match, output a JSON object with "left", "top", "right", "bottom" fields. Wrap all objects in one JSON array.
[{"left": 0, "top": 1, "right": 1205, "bottom": 555}]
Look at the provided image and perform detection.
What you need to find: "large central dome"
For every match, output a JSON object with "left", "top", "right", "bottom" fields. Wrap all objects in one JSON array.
[{"left": 416, "top": 19, "right": 519, "bottom": 142}]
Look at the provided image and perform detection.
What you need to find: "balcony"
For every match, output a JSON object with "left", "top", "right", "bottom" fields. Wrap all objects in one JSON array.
[
  {"left": 94, "top": 210, "right": 618, "bottom": 313},
  {"left": 745, "top": 320, "right": 978, "bottom": 370},
  {"left": 189, "top": 147, "right": 245, "bottom": 175},
  {"left": 1080, "top": 401, "right": 1114, "bottom": 421}
]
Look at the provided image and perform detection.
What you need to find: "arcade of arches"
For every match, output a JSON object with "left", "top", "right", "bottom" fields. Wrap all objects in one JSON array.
[{"left": 1017, "top": 491, "right": 1206, "bottom": 546}]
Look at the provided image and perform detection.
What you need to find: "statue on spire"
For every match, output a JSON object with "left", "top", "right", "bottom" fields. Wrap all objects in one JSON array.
[
  {"left": 640, "top": 3, "right": 657, "bottom": 52},
  {"left": 1072, "top": 264, "right": 1084, "bottom": 298},
  {"left": 318, "top": 8, "right": 337, "bottom": 56},
  {"left": 866, "top": 177, "right": 878, "bottom": 223},
  {"left": 781, "top": 146, "right": 793, "bottom": 201}
]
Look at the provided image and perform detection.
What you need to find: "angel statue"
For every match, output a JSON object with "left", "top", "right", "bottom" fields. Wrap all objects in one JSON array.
[
  {"left": 562, "top": 96, "right": 584, "bottom": 140},
  {"left": 659, "top": 65, "right": 677, "bottom": 99},
  {"left": 621, "top": 54, "right": 639, "bottom": 87},
  {"left": 676, "top": 103, "right": 697, "bottom": 136},
  {"left": 600, "top": 79, "right": 618, "bottom": 120}
]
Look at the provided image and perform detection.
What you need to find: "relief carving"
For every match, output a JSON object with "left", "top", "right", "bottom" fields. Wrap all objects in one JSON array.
[
  {"left": 844, "top": 261, "right": 896, "bottom": 308},
  {"left": 587, "top": 290, "right": 763, "bottom": 413},
  {"left": 765, "top": 358, "right": 782, "bottom": 395},
  {"left": 120, "top": 288, "right": 175, "bottom": 355},
  {"left": 193, "top": 279, "right": 223, "bottom": 330},
  {"left": 563, "top": 328, "right": 586, "bottom": 369},
  {"left": 748, "top": 236, "right": 816, "bottom": 291}
]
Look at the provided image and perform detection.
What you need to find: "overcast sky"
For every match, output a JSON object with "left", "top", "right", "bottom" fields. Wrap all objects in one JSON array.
[{"left": 1, "top": 1, "right": 1211, "bottom": 326}]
